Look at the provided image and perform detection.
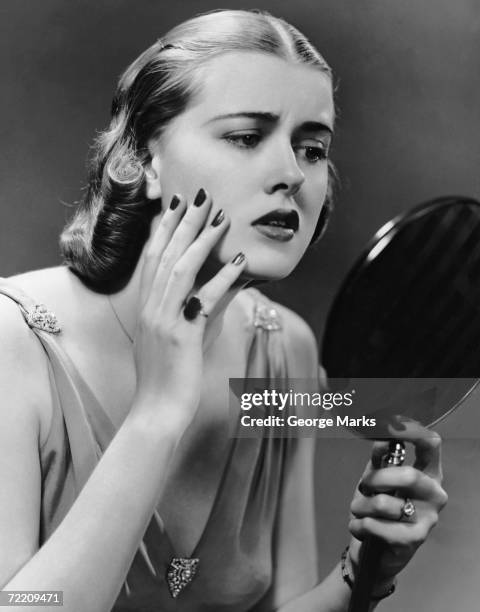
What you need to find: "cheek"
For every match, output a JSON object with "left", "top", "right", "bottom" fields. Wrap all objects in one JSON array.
[
  {"left": 158, "top": 133, "right": 239, "bottom": 203},
  {"left": 159, "top": 155, "right": 207, "bottom": 202},
  {"left": 303, "top": 167, "right": 329, "bottom": 219}
]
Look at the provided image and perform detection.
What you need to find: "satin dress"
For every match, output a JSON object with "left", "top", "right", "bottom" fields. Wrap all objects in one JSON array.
[{"left": 0, "top": 279, "right": 320, "bottom": 612}]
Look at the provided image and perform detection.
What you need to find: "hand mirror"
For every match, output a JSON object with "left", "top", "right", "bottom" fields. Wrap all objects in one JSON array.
[
  {"left": 321, "top": 195, "right": 480, "bottom": 611},
  {"left": 322, "top": 195, "right": 480, "bottom": 438}
]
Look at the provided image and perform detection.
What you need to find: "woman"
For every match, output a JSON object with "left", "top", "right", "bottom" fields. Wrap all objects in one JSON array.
[{"left": 0, "top": 9, "right": 446, "bottom": 612}]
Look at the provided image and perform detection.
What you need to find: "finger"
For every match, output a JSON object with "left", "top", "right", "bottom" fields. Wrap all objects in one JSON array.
[
  {"left": 388, "top": 418, "right": 443, "bottom": 479},
  {"left": 370, "top": 441, "right": 392, "bottom": 469},
  {"left": 355, "top": 441, "right": 397, "bottom": 496},
  {"left": 349, "top": 515, "right": 435, "bottom": 547},
  {"left": 147, "top": 188, "right": 213, "bottom": 307},
  {"left": 165, "top": 251, "right": 247, "bottom": 325},
  {"left": 412, "top": 432, "right": 442, "bottom": 479},
  {"left": 351, "top": 493, "right": 407, "bottom": 521},
  {"left": 139, "top": 194, "right": 187, "bottom": 307},
  {"left": 160, "top": 208, "right": 230, "bottom": 315},
  {"left": 359, "top": 466, "right": 447, "bottom": 504},
  {"left": 194, "top": 251, "right": 247, "bottom": 316}
]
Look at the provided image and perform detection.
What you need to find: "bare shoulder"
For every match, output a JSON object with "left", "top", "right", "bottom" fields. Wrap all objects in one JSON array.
[
  {"left": 6, "top": 266, "right": 110, "bottom": 349},
  {"left": 7, "top": 266, "right": 84, "bottom": 315},
  {"left": 0, "top": 266, "right": 82, "bottom": 445},
  {"left": 0, "top": 288, "right": 52, "bottom": 373},
  {"left": 0, "top": 291, "right": 54, "bottom": 447},
  {"left": 2, "top": 266, "right": 119, "bottom": 437}
]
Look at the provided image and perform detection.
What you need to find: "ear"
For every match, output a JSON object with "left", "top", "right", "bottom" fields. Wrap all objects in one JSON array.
[{"left": 144, "top": 154, "right": 162, "bottom": 200}]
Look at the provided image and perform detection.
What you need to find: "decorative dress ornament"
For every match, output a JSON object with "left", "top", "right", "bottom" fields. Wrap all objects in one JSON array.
[
  {"left": 166, "top": 557, "right": 199, "bottom": 598},
  {"left": 253, "top": 303, "right": 282, "bottom": 331},
  {"left": 24, "top": 304, "right": 61, "bottom": 334}
]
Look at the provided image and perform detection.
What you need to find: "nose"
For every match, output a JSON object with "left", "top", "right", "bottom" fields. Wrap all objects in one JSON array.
[{"left": 263, "top": 140, "right": 305, "bottom": 197}]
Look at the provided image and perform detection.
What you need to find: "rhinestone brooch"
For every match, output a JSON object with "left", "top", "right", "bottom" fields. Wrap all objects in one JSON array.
[
  {"left": 166, "top": 557, "right": 199, "bottom": 598},
  {"left": 253, "top": 304, "right": 282, "bottom": 331},
  {"left": 25, "top": 304, "right": 61, "bottom": 334}
]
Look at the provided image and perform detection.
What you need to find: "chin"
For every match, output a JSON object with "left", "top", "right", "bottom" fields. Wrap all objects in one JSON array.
[
  {"left": 248, "top": 241, "right": 307, "bottom": 280},
  {"left": 209, "top": 252, "right": 295, "bottom": 283},
  {"left": 232, "top": 254, "right": 300, "bottom": 284},
  {"left": 212, "top": 233, "right": 308, "bottom": 281},
  {"left": 243, "top": 262, "right": 295, "bottom": 282}
]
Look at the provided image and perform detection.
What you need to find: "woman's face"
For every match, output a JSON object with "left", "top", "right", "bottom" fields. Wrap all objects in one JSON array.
[{"left": 147, "top": 51, "right": 334, "bottom": 280}]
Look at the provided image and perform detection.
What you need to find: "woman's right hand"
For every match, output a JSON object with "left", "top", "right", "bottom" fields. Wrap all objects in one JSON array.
[{"left": 130, "top": 188, "right": 246, "bottom": 435}]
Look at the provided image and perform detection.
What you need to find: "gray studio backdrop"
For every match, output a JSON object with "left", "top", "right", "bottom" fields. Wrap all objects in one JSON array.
[{"left": 1, "top": 1, "right": 479, "bottom": 609}]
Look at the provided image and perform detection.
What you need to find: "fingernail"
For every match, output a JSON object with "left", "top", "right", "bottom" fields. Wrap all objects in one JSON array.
[
  {"left": 211, "top": 209, "right": 225, "bottom": 227},
  {"left": 390, "top": 415, "right": 406, "bottom": 431},
  {"left": 194, "top": 188, "right": 207, "bottom": 207},
  {"left": 232, "top": 252, "right": 245, "bottom": 265},
  {"left": 169, "top": 194, "right": 180, "bottom": 210}
]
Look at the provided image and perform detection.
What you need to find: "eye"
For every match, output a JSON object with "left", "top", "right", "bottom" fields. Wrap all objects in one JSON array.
[
  {"left": 224, "top": 132, "right": 261, "bottom": 148},
  {"left": 295, "top": 142, "right": 329, "bottom": 164}
]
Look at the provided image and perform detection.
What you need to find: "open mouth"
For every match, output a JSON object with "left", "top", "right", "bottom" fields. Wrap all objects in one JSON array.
[{"left": 252, "top": 209, "right": 300, "bottom": 232}]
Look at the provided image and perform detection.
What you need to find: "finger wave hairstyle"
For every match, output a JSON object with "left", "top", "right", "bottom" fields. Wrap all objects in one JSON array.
[{"left": 60, "top": 9, "right": 335, "bottom": 293}]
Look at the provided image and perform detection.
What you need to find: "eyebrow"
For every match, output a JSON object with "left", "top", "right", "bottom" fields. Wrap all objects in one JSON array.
[{"left": 206, "top": 111, "right": 334, "bottom": 135}]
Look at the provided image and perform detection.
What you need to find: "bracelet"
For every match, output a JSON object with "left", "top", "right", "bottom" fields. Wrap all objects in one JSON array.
[{"left": 341, "top": 546, "right": 396, "bottom": 602}]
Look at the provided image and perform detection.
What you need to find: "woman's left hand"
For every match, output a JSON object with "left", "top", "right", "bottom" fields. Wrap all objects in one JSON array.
[{"left": 347, "top": 419, "right": 448, "bottom": 582}]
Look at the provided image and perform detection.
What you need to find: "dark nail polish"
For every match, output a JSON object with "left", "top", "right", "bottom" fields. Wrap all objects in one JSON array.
[
  {"left": 194, "top": 188, "right": 207, "bottom": 207},
  {"left": 169, "top": 195, "right": 180, "bottom": 210},
  {"left": 232, "top": 252, "right": 245, "bottom": 265},
  {"left": 390, "top": 415, "right": 406, "bottom": 432},
  {"left": 211, "top": 210, "right": 225, "bottom": 227}
]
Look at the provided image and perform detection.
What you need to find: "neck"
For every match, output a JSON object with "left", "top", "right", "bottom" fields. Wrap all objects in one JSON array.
[{"left": 108, "top": 229, "right": 247, "bottom": 352}]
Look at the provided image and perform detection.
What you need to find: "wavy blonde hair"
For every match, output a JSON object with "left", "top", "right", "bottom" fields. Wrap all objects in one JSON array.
[{"left": 60, "top": 9, "right": 334, "bottom": 292}]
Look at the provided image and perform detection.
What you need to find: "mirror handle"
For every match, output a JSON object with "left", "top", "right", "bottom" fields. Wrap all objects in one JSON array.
[{"left": 347, "top": 440, "right": 405, "bottom": 611}]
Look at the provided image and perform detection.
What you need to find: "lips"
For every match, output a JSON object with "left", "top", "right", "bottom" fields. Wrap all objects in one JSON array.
[{"left": 252, "top": 209, "right": 299, "bottom": 232}]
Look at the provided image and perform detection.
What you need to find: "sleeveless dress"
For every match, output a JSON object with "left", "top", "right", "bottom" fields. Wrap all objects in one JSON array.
[{"left": 0, "top": 279, "right": 320, "bottom": 612}]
